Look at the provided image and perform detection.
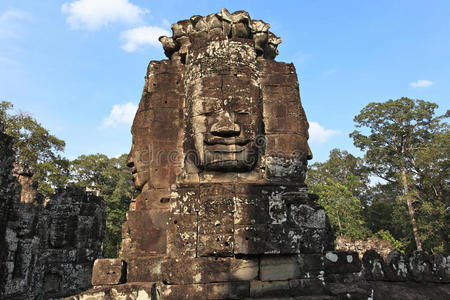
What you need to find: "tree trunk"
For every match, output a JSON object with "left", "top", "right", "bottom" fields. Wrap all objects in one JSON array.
[
  {"left": 401, "top": 168, "right": 423, "bottom": 251},
  {"left": 337, "top": 213, "right": 342, "bottom": 232}
]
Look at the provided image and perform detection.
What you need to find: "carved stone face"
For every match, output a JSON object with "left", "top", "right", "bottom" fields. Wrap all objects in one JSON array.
[
  {"left": 127, "top": 113, "right": 151, "bottom": 190},
  {"left": 187, "top": 74, "right": 261, "bottom": 172}
]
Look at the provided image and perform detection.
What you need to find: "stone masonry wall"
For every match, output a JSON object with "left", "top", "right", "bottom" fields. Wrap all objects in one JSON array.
[
  {"left": 0, "top": 128, "right": 107, "bottom": 300},
  {"left": 69, "top": 249, "right": 450, "bottom": 299},
  {"left": 335, "top": 236, "right": 393, "bottom": 259}
]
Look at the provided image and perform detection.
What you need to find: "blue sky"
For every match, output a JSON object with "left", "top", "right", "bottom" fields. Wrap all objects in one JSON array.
[{"left": 1, "top": 0, "right": 449, "bottom": 163}]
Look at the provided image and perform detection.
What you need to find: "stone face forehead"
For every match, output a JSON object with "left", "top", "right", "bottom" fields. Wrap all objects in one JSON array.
[{"left": 159, "top": 8, "right": 282, "bottom": 61}]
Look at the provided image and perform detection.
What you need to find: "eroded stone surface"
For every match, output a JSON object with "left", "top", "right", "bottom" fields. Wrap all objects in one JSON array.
[
  {"left": 0, "top": 129, "right": 106, "bottom": 299},
  {"left": 92, "top": 259, "right": 126, "bottom": 286},
  {"left": 335, "top": 235, "right": 393, "bottom": 259}
]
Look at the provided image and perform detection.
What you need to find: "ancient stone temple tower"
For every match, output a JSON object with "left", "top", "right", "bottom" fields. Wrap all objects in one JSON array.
[
  {"left": 69, "top": 9, "right": 450, "bottom": 300},
  {"left": 120, "top": 8, "right": 333, "bottom": 262}
]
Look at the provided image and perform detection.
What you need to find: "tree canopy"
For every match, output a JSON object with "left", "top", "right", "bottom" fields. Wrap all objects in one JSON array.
[
  {"left": 350, "top": 97, "right": 449, "bottom": 253},
  {"left": 1, "top": 101, "right": 69, "bottom": 196}
]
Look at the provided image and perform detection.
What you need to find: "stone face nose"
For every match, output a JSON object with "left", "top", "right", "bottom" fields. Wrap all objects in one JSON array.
[{"left": 210, "top": 111, "right": 240, "bottom": 137}]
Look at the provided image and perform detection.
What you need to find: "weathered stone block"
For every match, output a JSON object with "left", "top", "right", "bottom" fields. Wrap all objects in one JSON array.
[
  {"left": 134, "top": 189, "right": 172, "bottom": 210},
  {"left": 268, "top": 198, "right": 287, "bottom": 225},
  {"left": 234, "top": 195, "right": 268, "bottom": 225},
  {"left": 327, "top": 282, "right": 370, "bottom": 299},
  {"left": 124, "top": 210, "right": 168, "bottom": 256},
  {"left": 199, "top": 183, "right": 235, "bottom": 200},
  {"left": 265, "top": 116, "right": 303, "bottom": 134},
  {"left": 91, "top": 259, "right": 125, "bottom": 286},
  {"left": 284, "top": 228, "right": 330, "bottom": 254},
  {"left": 261, "top": 73, "right": 299, "bottom": 87},
  {"left": 289, "top": 278, "right": 328, "bottom": 296},
  {"left": 325, "top": 273, "right": 364, "bottom": 284},
  {"left": 161, "top": 257, "right": 258, "bottom": 284},
  {"left": 264, "top": 224, "right": 289, "bottom": 254},
  {"left": 159, "top": 283, "right": 206, "bottom": 300},
  {"left": 257, "top": 60, "right": 296, "bottom": 75},
  {"left": 167, "top": 213, "right": 197, "bottom": 258},
  {"left": 170, "top": 186, "right": 200, "bottom": 214},
  {"left": 126, "top": 257, "right": 162, "bottom": 282},
  {"left": 297, "top": 254, "right": 324, "bottom": 278},
  {"left": 261, "top": 84, "right": 299, "bottom": 102},
  {"left": 148, "top": 166, "right": 179, "bottom": 189},
  {"left": 288, "top": 204, "right": 327, "bottom": 229},
  {"left": 260, "top": 255, "right": 300, "bottom": 281},
  {"left": 206, "top": 282, "right": 250, "bottom": 299},
  {"left": 250, "top": 280, "right": 290, "bottom": 298},
  {"left": 198, "top": 199, "right": 234, "bottom": 235},
  {"left": 234, "top": 225, "right": 266, "bottom": 254},
  {"left": 198, "top": 233, "right": 234, "bottom": 257},
  {"left": 324, "top": 251, "right": 361, "bottom": 274}
]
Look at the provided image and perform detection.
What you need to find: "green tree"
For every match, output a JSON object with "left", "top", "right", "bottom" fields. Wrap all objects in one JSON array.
[
  {"left": 307, "top": 149, "right": 372, "bottom": 240},
  {"left": 350, "top": 97, "right": 449, "bottom": 251},
  {"left": 307, "top": 148, "right": 372, "bottom": 206},
  {"left": 414, "top": 130, "right": 450, "bottom": 253},
  {"left": 310, "top": 179, "right": 371, "bottom": 240},
  {"left": 71, "top": 154, "right": 111, "bottom": 188},
  {"left": 0, "top": 101, "right": 69, "bottom": 196}
]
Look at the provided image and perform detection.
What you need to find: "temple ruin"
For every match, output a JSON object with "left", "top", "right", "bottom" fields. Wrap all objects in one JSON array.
[
  {"left": 0, "top": 8, "right": 448, "bottom": 300},
  {"left": 66, "top": 9, "right": 449, "bottom": 299}
]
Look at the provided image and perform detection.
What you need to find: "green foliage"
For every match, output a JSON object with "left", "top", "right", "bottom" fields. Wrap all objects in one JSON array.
[
  {"left": 350, "top": 97, "right": 449, "bottom": 253},
  {"left": 350, "top": 98, "right": 444, "bottom": 182},
  {"left": 310, "top": 179, "right": 371, "bottom": 240},
  {"left": 307, "top": 148, "right": 372, "bottom": 206},
  {"left": 363, "top": 200, "right": 394, "bottom": 234},
  {"left": 307, "top": 149, "right": 373, "bottom": 240},
  {"left": 374, "top": 230, "right": 406, "bottom": 253},
  {"left": 1, "top": 101, "right": 69, "bottom": 196}
]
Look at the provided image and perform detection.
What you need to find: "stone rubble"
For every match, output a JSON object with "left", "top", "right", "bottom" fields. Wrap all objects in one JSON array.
[{"left": 335, "top": 236, "right": 393, "bottom": 260}]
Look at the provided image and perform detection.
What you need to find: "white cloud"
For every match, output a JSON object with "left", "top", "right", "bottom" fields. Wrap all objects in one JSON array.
[
  {"left": 102, "top": 102, "right": 137, "bottom": 128},
  {"left": 308, "top": 121, "right": 340, "bottom": 144},
  {"left": 0, "top": 9, "right": 30, "bottom": 38},
  {"left": 61, "top": 0, "right": 147, "bottom": 30},
  {"left": 410, "top": 79, "right": 434, "bottom": 88},
  {"left": 162, "top": 18, "right": 171, "bottom": 27},
  {"left": 120, "top": 26, "right": 170, "bottom": 52}
]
